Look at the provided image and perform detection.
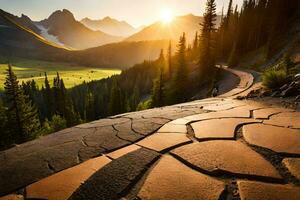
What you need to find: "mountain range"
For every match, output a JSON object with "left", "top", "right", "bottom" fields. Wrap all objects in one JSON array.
[
  {"left": 80, "top": 17, "right": 138, "bottom": 37},
  {"left": 0, "top": 8, "right": 213, "bottom": 69},
  {"left": 36, "top": 9, "right": 123, "bottom": 49}
]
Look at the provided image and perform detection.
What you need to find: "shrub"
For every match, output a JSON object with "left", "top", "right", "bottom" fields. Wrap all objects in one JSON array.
[{"left": 262, "top": 68, "right": 288, "bottom": 90}]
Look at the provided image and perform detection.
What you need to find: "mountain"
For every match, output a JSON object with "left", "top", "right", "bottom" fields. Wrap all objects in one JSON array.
[
  {"left": 125, "top": 14, "right": 221, "bottom": 43},
  {"left": 81, "top": 17, "right": 137, "bottom": 37},
  {"left": 37, "top": 9, "right": 123, "bottom": 49},
  {"left": 0, "top": 9, "right": 69, "bottom": 60}
]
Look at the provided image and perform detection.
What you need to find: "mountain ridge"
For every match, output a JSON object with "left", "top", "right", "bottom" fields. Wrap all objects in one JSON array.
[
  {"left": 125, "top": 14, "right": 221, "bottom": 43},
  {"left": 37, "top": 9, "right": 123, "bottom": 49},
  {"left": 80, "top": 16, "right": 137, "bottom": 37}
]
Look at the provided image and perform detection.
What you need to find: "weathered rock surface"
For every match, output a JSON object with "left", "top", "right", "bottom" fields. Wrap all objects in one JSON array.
[
  {"left": 70, "top": 148, "right": 160, "bottom": 200},
  {"left": 191, "top": 118, "right": 260, "bottom": 140},
  {"left": 243, "top": 124, "right": 300, "bottom": 155},
  {"left": 107, "top": 144, "right": 141, "bottom": 159},
  {"left": 26, "top": 156, "right": 111, "bottom": 200},
  {"left": 137, "top": 133, "right": 191, "bottom": 152},
  {"left": 264, "top": 112, "right": 300, "bottom": 128},
  {"left": 253, "top": 108, "right": 291, "bottom": 119},
  {"left": 138, "top": 155, "right": 225, "bottom": 200},
  {"left": 238, "top": 180, "right": 300, "bottom": 200},
  {"left": 172, "top": 141, "right": 281, "bottom": 180}
]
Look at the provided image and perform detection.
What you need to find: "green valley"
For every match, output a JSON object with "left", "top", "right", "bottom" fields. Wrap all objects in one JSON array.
[{"left": 0, "top": 58, "right": 121, "bottom": 90}]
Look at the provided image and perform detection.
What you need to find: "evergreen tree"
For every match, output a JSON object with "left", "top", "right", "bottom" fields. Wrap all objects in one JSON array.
[
  {"left": 169, "top": 33, "right": 189, "bottom": 104},
  {"left": 130, "top": 85, "right": 140, "bottom": 111},
  {"left": 4, "top": 64, "right": 40, "bottom": 143},
  {"left": 109, "top": 79, "right": 123, "bottom": 115},
  {"left": 167, "top": 41, "right": 173, "bottom": 79},
  {"left": 151, "top": 50, "right": 166, "bottom": 107},
  {"left": 43, "top": 72, "right": 54, "bottom": 119},
  {"left": 192, "top": 32, "right": 199, "bottom": 60},
  {"left": 84, "top": 90, "right": 95, "bottom": 121},
  {"left": 199, "top": 0, "right": 217, "bottom": 78}
]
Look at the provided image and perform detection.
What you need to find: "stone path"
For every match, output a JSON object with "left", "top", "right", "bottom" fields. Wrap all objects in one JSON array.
[{"left": 0, "top": 68, "right": 300, "bottom": 200}]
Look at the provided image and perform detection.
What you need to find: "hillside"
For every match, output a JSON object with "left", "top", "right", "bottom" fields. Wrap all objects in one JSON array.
[
  {"left": 73, "top": 40, "right": 171, "bottom": 69},
  {"left": 38, "top": 9, "right": 123, "bottom": 49},
  {"left": 125, "top": 14, "right": 221, "bottom": 43},
  {"left": 81, "top": 17, "right": 137, "bottom": 37}
]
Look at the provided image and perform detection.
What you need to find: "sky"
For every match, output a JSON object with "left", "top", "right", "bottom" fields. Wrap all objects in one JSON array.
[{"left": 0, "top": 0, "right": 243, "bottom": 27}]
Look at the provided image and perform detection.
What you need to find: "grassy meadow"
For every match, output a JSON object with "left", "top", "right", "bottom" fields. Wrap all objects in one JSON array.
[{"left": 0, "top": 58, "right": 121, "bottom": 90}]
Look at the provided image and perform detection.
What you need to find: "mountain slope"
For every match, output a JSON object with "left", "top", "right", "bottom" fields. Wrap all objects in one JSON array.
[
  {"left": 126, "top": 14, "right": 221, "bottom": 43},
  {"left": 81, "top": 17, "right": 137, "bottom": 37},
  {"left": 38, "top": 9, "right": 123, "bottom": 49},
  {"left": 0, "top": 9, "right": 70, "bottom": 60}
]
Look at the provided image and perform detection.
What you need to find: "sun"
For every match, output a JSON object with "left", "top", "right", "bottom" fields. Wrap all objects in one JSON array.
[{"left": 160, "top": 9, "right": 174, "bottom": 23}]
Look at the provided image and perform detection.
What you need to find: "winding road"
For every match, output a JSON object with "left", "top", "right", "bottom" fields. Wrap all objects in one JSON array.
[{"left": 0, "top": 68, "right": 300, "bottom": 200}]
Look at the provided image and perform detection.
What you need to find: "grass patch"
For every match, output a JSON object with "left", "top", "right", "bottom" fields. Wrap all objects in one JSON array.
[
  {"left": 262, "top": 68, "right": 288, "bottom": 90},
  {"left": 0, "top": 58, "right": 121, "bottom": 89}
]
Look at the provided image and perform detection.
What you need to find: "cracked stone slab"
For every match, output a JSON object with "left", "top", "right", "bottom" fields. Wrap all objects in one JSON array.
[
  {"left": 138, "top": 155, "right": 224, "bottom": 200},
  {"left": 171, "top": 141, "right": 281, "bottom": 180},
  {"left": 157, "top": 123, "right": 187, "bottom": 133},
  {"left": 2, "top": 127, "right": 93, "bottom": 160},
  {"left": 0, "top": 126, "right": 133, "bottom": 196},
  {"left": 183, "top": 107, "right": 251, "bottom": 122},
  {"left": 0, "top": 141, "right": 86, "bottom": 196},
  {"left": 191, "top": 118, "right": 261, "bottom": 140},
  {"left": 253, "top": 108, "right": 292, "bottom": 119},
  {"left": 84, "top": 126, "right": 130, "bottom": 151},
  {"left": 26, "top": 156, "right": 111, "bottom": 200},
  {"left": 107, "top": 145, "right": 141, "bottom": 159},
  {"left": 137, "top": 133, "right": 191, "bottom": 152},
  {"left": 169, "top": 118, "right": 191, "bottom": 125},
  {"left": 131, "top": 119, "right": 168, "bottom": 136},
  {"left": 202, "top": 103, "right": 243, "bottom": 111},
  {"left": 70, "top": 148, "right": 160, "bottom": 200},
  {"left": 76, "top": 118, "right": 129, "bottom": 129},
  {"left": 282, "top": 158, "right": 300, "bottom": 180},
  {"left": 238, "top": 180, "right": 300, "bottom": 200},
  {"left": 243, "top": 124, "right": 300, "bottom": 155},
  {"left": 113, "top": 121, "right": 144, "bottom": 142},
  {"left": 264, "top": 112, "right": 300, "bottom": 129}
]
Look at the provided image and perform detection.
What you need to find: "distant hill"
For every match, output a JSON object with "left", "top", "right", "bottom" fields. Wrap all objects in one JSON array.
[
  {"left": 125, "top": 14, "right": 221, "bottom": 44},
  {"left": 72, "top": 40, "right": 171, "bottom": 69},
  {"left": 80, "top": 17, "right": 137, "bottom": 37},
  {"left": 38, "top": 9, "right": 123, "bottom": 49}
]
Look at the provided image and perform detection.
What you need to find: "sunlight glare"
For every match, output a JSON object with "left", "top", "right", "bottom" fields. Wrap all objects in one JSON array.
[{"left": 160, "top": 8, "right": 174, "bottom": 23}]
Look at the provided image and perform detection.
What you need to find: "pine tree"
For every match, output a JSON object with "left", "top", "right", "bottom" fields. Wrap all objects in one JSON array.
[
  {"left": 151, "top": 50, "right": 166, "bottom": 107},
  {"left": 130, "top": 85, "right": 140, "bottom": 111},
  {"left": 169, "top": 33, "right": 189, "bottom": 104},
  {"left": 43, "top": 72, "right": 54, "bottom": 119},
  {"left": 109, "top": 79, "right": 123, "bottom": 115},
  {"left": 199, "top": 0, "right": 217, "bottom": 78},
  {"left": 4, "top": 64, "right": 40, "bottom": 143},
  {"left": 167, "top": 41, "right": 173, "bottom": 79},
  {"left": 192, "top": 32, "right": 199, "bottom": 60},
  {"left": 84, "top": 90, "right": 95, "bottom": 121}
]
